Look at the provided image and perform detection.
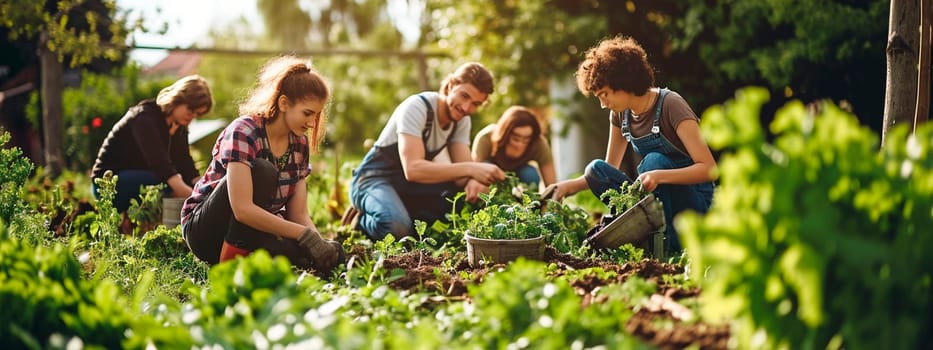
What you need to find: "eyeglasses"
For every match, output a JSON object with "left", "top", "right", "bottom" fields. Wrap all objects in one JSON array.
[
  {"left": 188, "top": 106, "right": 209, "bottom": 118},
  {"left": 509, "top": 131, "right": 533, "bottom": 144}
]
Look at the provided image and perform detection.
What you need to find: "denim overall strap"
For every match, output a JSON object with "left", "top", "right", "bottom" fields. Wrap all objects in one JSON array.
[
  {"left": 418, "top": 94, "right": 434, "bottom": 144},
  {"left": 621, "top": 109, "right": 634, "bottom": 142},
  {"left": 417, "top": 94, "right": 457, "bottom": 161},
  {"left": 649, "top": 88, "right": 667, "bottom": 135},
  {"left": 620, "top": 89, "right": 665, "bottom": 142}
]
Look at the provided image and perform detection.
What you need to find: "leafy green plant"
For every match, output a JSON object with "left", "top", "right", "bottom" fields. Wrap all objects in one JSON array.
[
  {"left": 89, "top": 171, "right": 122, "bottom": 244},
  {"left": 0, "top": 227, "right": 190, "bottom": 348},
  {"left": 137, "top": 225, "right": 188, "bottom": 261},
  {"left": 462, "top": 193, "right": 557, "bottom": 240},
  {"left": 399, "top": 220, "right": 438, "bottom": 267},
  {"left": 0, "top": 131, "right": 34, "bottom": 225},
  {"left": 600, "top": 180, "right": 650, "bottom": 216},
  {"left": 679, "top": 87, "right": 933, "bottom": 349},
  {"left": 127, "top": 184, "right": 165, "bottom": 234}
]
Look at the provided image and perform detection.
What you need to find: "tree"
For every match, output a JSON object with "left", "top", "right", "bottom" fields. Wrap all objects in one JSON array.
[
  {"left": 0, "top": 0, "right": 136, "bottom": 177},
  {"left": 421, "top": 0, "right": 889, "bottom": 131},
  {"left": 251, "top": 0, "right": 433, "bottom": 156}
]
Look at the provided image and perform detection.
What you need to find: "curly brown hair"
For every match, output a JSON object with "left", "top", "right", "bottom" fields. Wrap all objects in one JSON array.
[{"left": 575, "top": 35, "right": 654, "bottom": 97}]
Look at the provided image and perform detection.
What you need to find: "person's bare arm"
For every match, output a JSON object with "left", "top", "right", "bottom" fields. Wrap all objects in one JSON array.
[
  {"left": 166, "top": 174, "right": 193, "bottom": 198},
  {"left": 285, "top": 177, "right": 317, "bottom": 228},
  {"left": 226, "top": 161, "right": 307, "bottom": 240},
  {"left": 636, "top": 119, "right": 717, "bottom": 191},
  {"left": 604, "top": 124, "right": 628, "bottom": 169},
  {"left": 398, "top": 133, "right": 503, "bottom": 185}
]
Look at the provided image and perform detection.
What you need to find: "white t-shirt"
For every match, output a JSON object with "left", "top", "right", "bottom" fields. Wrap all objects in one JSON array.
[{"left": 374, "top": 91, "right": 472, "bottom": 155}]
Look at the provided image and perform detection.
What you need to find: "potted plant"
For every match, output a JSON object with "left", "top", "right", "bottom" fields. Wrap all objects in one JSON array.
[{"left": 459, "top": 188, "right": 557, "bottom": 266}]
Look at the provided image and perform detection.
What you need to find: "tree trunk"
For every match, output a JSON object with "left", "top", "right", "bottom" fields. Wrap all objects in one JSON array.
[
  {"left": 883, "top": 0, "right": 920, "bottom": 145},
  {"left": 915, "top": 0, "right": 931, "bottom": 131},
  {"left": 39, "top": 31, "right": 64, "bottom": 178}
]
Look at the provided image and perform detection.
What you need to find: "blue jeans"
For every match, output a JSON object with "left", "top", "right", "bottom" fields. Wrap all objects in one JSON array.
[
  {"left": 92, "top": 170, "right": 171, "bottom": 212},
  {"left": 584, "top": 154, "right": 713, "bottom": 252},
  {"left": 350, "top": 173, "right": 457, "bottom": 240},
  {"left": 514, "top": 164, "right": 541, "bottom": 186}
]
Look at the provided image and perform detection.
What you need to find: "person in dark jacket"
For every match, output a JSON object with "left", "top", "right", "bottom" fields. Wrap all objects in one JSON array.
[{"left": 91, "top": 75, "right": 213, "bottom": 212}]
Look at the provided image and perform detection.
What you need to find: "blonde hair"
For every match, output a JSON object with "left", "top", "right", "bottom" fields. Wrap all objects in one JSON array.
[
  {"left": 239, "top": 56, "right": 331, "bottom": 154},
  {"left": 156, "top": 75, "right": 213, "bottom": 115}
]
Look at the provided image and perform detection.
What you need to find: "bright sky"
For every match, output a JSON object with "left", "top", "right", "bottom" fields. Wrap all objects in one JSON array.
[
  {"left": 115, "top": 0, "right": 263, "bottom": 66},
  {"left": 115, "top": 0, "right": 421, "bottom": 67}
]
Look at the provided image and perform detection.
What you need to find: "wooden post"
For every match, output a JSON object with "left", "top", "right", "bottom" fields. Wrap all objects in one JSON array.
[
  {"left": 916, "top": 0, "right": 931, "bottom": 131},
  {"left": 39, "top": 31, "right": 64, "bottom": 177},
  {"left": 883, "top": 0, "right": 920, "bottom": 145},
  {"left": 416, "top": 52, "right": 430, "bottom": 91}
]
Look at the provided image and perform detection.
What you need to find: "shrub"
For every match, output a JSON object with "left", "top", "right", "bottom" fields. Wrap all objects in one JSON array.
[{"left": 678, "top": 87, "right": 933, "bottom": 349}]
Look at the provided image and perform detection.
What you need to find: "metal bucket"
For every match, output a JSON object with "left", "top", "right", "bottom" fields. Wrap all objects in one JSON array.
[
  {"left": 585, "top": 194, "right": 665, "bottom": 251},
  {"left": 465, "top": 234, "right": 545, "bottom": 266},
  {"left": 162, "top": 197, "right": 185, "bottom": 228}
]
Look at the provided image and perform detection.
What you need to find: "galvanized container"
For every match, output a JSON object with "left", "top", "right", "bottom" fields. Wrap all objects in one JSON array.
[
  {"left": 585, "top": 194, "right": 665, "bottom": 252},
  {"left": 161, "top": 197, "right": 185, "bottom": 228},
  {"left": 465, "top": 234, "right": 545, "bottom": 267}
]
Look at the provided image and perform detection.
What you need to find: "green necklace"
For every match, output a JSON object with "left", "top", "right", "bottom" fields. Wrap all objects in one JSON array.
[{"left": 275, "top": 148, "right": 290, "bottom": 170}]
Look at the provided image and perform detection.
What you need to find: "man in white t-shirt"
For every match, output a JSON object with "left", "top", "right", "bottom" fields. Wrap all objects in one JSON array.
[{"left": 349, "top": 63, "right": 506, "bottom": 240}]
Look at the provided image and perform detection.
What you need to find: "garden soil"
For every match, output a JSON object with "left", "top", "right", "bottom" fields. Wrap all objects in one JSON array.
[{"left": 357, "top": 247, "right": 732, "bottom": 349}]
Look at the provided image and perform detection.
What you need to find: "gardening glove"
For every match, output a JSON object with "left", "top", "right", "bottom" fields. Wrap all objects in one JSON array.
[
  {"left": 297, "top": 228, "right": 339, "bottom": 272},
  {"left": 328, "top": 240, "right": 347, "bottom": 266}
]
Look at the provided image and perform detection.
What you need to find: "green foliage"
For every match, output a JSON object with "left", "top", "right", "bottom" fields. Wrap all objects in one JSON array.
[
  {"left": 598, "top": 243, "right": 646, "bottom": 264},
  {"left": 461, "top": 192, "right": 556, "bottom": 240},
  {"left": 137, "top": 225, "right": 188, "bottom": 261},
  {"left": 90, "top": 171, "right": 121, "bottom": 242},
  {"left": 126, "top": 184, "right": 164, "bottom": 232},
  {"left": 0, "top": 131, "right": 34, "bottom": 225},
  {"left": 0, "top": 231, "right": 190, "bottom": 348},
  {"left": 0, "top": 0, "right": 137, "bottom": 67},
  {"left": 670, "top": 0, "right": 888, "bottom": 122},
  {"left": 679, "top": 87, "right": 933, "bottom": 349},
  {"left": 462, "top": 260, "right": 648, "bottom": 348},
  {"left": 600, "top": 180, "right": 650, "bottom": 216},
  {"left": 26, "top": 65, "right": 172, "bottom": 171}
]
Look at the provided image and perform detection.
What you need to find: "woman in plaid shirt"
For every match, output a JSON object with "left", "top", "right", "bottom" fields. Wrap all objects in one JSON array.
[{"left": 181, "top": 56, "right": 343, "bottom": 273}]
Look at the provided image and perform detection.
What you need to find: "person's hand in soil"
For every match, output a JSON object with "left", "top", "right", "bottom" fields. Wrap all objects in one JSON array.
[{"left": 297, "top": 228, "right": 339, "bottom": 272}]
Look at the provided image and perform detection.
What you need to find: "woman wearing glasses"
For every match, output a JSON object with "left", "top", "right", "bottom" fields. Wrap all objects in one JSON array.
[
  {"left": 471, "top": 106, "right": 556, "bottom": 188},
  {"left": 91, "top": 75, "right": 212, "bottom": 212}
]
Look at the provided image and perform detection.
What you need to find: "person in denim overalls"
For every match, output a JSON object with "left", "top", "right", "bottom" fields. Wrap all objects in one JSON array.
[
  {"left": 544, "top": 36, "right": 717, "bottom": 253},
  {"left": 350, "top": 63, "right": 506, "bottom": 240}
]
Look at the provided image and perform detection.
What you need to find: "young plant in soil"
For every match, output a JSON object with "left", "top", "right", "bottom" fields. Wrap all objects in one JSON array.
[{"left": 599, "top": 180, "right": 650, "bottom": 216}]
